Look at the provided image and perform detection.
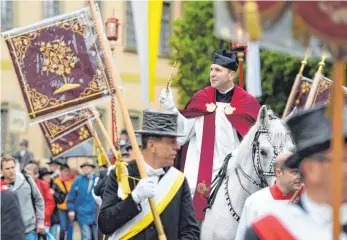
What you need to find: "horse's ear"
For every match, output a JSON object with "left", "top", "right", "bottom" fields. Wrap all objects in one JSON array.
[
  {"left": 284, "top": 107, "right": 297, "bottom": 123},
  {"left": 257, "top": 105, "right": 270, "bottom": 127}
]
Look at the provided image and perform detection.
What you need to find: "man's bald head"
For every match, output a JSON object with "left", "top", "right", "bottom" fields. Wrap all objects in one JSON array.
[{"left": 274, "top": 152, "right": 293, "bottom": 171}]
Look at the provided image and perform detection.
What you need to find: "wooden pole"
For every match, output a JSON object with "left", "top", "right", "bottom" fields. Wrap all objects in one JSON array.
[
  {"left": 282, "top": 49, "right": 310, "bottom": 119},
  {"left": 86, "top": 122, "right": 111, "bottom": 167},
  {"left": 304, "top": 52, "right": 328, "bottom": 109},
  {"left": 331, "top": 59, "right": 345, "bottom": 240},
  {"left": 88, "top": 1, "right": 167, "bottom": 239}
]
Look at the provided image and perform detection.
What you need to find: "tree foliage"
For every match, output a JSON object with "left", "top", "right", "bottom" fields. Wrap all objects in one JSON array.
[{"left": 170, "top": 1, "right": 334, "bottom": 116}]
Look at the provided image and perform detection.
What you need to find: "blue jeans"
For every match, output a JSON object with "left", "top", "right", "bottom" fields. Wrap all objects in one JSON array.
[
  {"left": 79, "top": 224, "right": 97, "bottom": 240},
  {"left": 58, "top": 210, "right": 69, "bottom": 232},
  {"left": 25, "top": 231, "right": 37, "bottom": 240}
]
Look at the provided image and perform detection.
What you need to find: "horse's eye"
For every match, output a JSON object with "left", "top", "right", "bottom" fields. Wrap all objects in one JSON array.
[{"left": 260, "top": 150, "right": 267, "bottom": 156}]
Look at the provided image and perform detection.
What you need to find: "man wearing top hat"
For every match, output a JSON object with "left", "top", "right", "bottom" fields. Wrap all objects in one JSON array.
[
  {"left": 160, "top": 49, "right": 261, "bottom": 220},
  {"left": 98, "top": 110, "right": 200, "bottom": 240},
  {"left": 13, "top": 139, "right": 34, "bottom": 171},
  {"left": 243, "top": 103, "right": 347, "bottom": 240}
]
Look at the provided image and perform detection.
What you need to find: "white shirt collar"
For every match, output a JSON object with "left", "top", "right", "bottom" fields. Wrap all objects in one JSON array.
[
  {"left": 143, "top": 160, "right": 165, "bottom": 177},
  {"left": 218, "top": 86, "right": 234, "bottom": 95},
  {"left": 302, "top": 193, "right": 347, "bottom": 225}
]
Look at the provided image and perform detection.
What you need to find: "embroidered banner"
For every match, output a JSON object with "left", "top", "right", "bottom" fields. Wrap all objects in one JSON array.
[
  {"left": 40, "top": 108, "right": 94, "bottom": 141},
  {"left": 2, "top": 6, "right": 114, "bottom": 123},
  {"left": 311, "top": 76, "right": 347, "bottom": 106},
  {"left": 42, "top": 123, "right": 92, "bottom": 158},
  {"left": 288, "top": 76, "right": 313, "bottom": 112}
]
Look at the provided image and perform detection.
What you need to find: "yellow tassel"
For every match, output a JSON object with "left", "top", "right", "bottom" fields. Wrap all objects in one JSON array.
[
  {"left": 244, "top": 1, "right": 262, "bottom": 41},
  {"left": 115, "top": 161, "right": 131, "bottom": 200},
  {"left": 96, "top": 148, "right": 104, "bottom": 166}
]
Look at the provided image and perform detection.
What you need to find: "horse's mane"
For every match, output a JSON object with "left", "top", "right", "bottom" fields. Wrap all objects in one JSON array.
[{"left": 228, "top": 109, "right": 279, "bottom": 172}]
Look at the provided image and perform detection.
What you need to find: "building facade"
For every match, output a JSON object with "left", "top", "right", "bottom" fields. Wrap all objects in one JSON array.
[{"left": 0, "top": 0, "right": 182, "bottom": 159}]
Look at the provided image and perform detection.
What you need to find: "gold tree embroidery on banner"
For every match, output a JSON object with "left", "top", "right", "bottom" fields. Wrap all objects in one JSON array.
[
  {"left": 12, "top": 32, "right": 41, "bottom": 66},
  {"left": 40, "top": 40, "right": 81, "bottom": 94},
  {"left": 79, "top": 127, "right": 90, "bottom": 140}
]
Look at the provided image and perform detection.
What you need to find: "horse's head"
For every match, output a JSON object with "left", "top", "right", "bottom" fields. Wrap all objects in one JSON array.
[{"left": 237, "top": 105, "right": 295, "bottom": 188}]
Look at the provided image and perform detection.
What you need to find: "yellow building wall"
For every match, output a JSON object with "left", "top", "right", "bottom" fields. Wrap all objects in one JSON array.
[{"left": 0, "top": 0, "right": 181, "bottom": 159}]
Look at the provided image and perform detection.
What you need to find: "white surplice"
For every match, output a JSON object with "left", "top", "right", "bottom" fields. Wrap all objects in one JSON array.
[{"left": 235, "top": 187, "right": 290, "bottom": 240}]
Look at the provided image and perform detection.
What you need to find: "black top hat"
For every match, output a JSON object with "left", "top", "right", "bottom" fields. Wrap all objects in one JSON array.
[
  {"left": 19, "top": 139, "right": 28, "bottom": 147},
  {"left": 39, "top": 168, "right": 52, "bottom": 179},
  {"left": 47, "top": 157, "right": 63, "bottom": 165},
  {"left": 135, "top": 110, "right": 185, "bottom": 137},
  {"left": 212, "top": 49, "right": 239, "bottom": 72},
  {"left": 284, "top": 103, "right": 347, "bottom": 169},
  {"left": 80, "top": 162, "right": 96, "bottom": 168}
]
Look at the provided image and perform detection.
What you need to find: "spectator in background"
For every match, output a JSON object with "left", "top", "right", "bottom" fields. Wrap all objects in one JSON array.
[
  {"left": 120, "top": 145, "right": 132, "bottom": 162},
  {"left": 68, "top": 162, "right": 97, "bottom": 240},
  {"left": 53, "top": 164, "right": 75, "bottom": 240},
  {"left": 1, "top": 155, "right": 44, "bottom": 240},
  {"left": 39, "top": 167, "right": 61, "bottom": 239},
  {"left": 13, "top": 139, "right": 34, "bottom": 171},
  {"left": 119, "top": 129, "right": 129, "bottom": 146},
  {"left": 25, "top": 163, "right": 55, "bottom": 239},
  {"left": 47, "top": 158, "right": 61, "bottom": 180},
  {"left": 0, "top": 179, "right": 26, "bottom": 240}
]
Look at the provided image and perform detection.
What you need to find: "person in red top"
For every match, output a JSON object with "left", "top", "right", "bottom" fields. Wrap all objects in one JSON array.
[
  {"left": 25, "top": 163, "right": 55, "bottom": 228},
  {"left": 160, "top": 49, "right": 261, "bottom": 220}
]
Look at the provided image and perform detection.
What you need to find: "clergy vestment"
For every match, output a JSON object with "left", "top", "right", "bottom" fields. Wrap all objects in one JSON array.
[
  {"left": 244, "top": 193, "right": 347, "bottom": 240},
  {"left": 176, "top": 85, "right": 260, "bottom": 220},
  {"left": 235, "top": 182, "right": 304, "bottom": 240}
]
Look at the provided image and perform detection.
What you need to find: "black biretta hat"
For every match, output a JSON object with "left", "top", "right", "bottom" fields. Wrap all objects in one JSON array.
[
  {"left": 284, "top": 103, "right": 347, "bottom": 169},
  {"left": 212, "top": 49, "right": 239, "bottom": 72}
]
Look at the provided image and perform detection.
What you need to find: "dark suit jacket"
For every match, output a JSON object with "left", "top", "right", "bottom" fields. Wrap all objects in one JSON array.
[
  {"left": 13, "top": 150, "right": 34, "bottom": 170},
  {"left": 98, "top": 160, "right": 200, "bottom": 240}
]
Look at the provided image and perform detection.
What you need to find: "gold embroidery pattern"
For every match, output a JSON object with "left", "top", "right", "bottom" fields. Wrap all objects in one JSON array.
[
  {"left": 79, "top": 127, "right": 90, "bottom": 140},
  {"left": 51, "top": 143, "right": 63, "bottom": 155},
  {"left": 28, "top": 88, "right": 62, "bottom": 111},
  {"left": 81, "top": 70, "right": 108, "bottom": 97},
  {"left": 56, "top": 19, "right": 86, "bottom": 36},
  {"left": 40, "top": 40, "right": 78, "bottom": 76},
  {"left": 295, "top": 81, "right": 312, "bottom": 105},
  {"left": 45, "top": 108, "right": 92, "bottom": 137},
  {"left": 12, "top": 32, "right": 40, "bottom": 66}
]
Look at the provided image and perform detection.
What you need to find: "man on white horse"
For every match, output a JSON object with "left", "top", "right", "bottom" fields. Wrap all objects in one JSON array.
[
  {"left": 160, "top": 49, "right": 260, "bottom": 220},
  {"left": 244, "top": 103, "right": 347, "bottom": 239},
  {"left": 235, "top": 152, "right": 303, "bottom": 240}
]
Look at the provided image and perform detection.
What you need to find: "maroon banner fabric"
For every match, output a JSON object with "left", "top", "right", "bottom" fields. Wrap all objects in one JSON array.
[
  {"left": 40, "top": 108, "right": 94, "bottom": 141},
  {"left": 289, "top": 76, "right": 313, "bottom": 112},
  {"left": 41, "top": 123, "right": 92, "bottom": 158},
  {"left": 2, "top": 7, "right": 113, "bottom": 122}
]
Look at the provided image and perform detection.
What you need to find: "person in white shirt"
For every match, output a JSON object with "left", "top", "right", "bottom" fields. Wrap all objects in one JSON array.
[
  {"left": 235, "top": 152, "right": 303, "bottom": 240},
  {"left": 244, "top": 103, "right": 347, "bottom": 240}
]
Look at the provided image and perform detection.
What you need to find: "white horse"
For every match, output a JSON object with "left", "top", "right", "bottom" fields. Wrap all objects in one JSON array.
[{"left": 201, "top": 105, "right": 295, "bottom": 240}]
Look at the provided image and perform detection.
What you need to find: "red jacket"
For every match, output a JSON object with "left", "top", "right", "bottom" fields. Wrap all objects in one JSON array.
[{"left": 35, "top": 179, "right": 55, "bottom": 227}]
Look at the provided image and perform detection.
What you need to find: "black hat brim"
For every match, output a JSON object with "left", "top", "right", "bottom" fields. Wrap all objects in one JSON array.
[
  {"left": 285, "top": 137, "right": 347, "bottom": 169},
  {"left": 80, "top": 163, "right": 96, "bottom": 168},
  {"left": 135, "top": 130, "right": 185, "bottom": 137}
]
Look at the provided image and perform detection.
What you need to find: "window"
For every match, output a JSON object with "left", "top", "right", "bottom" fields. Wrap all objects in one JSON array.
[
  {"left": 159, "top": 2, "right": 171, "bottom": 56},
  {"left": 130, "top": 115, "right": 140, "bottom": 130},
  {"left": 43, "top": 0, "right": 60, "bottom": 19},
  {"left": 1, "top": 1, "right": 13, "bottom": 31},
  {"left": 125, "top": 1, "right": 137, "bottom": 51}
]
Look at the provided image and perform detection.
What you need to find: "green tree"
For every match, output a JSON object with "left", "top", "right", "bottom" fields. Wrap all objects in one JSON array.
[{"left": 170, "top": 1, "right": 334, "bottom": 116}]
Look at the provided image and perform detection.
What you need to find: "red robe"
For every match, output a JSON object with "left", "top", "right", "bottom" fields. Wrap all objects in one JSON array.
[{"left": 178, "top": 85, "right": 260, "bottom": 220}]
